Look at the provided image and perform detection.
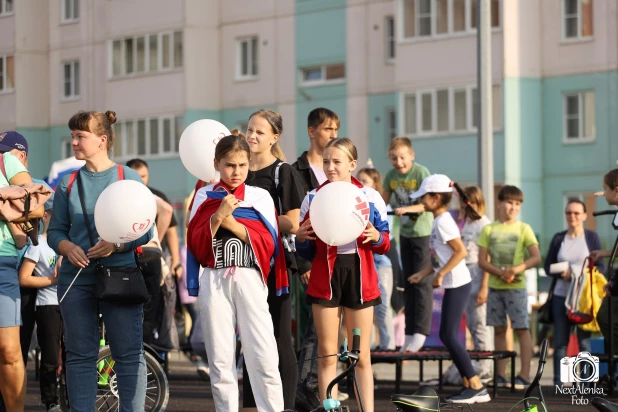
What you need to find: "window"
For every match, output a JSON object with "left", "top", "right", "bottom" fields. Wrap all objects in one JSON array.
[
  {"left": 386, "top": 108, "right": 397, "bottom": 140},
  {"left": 61, "top": 0, "right": 79, "bottom": 23},
  {"left": 300, "top": 63, "right": 346, "bottom": 86},
  {"left": 0, "top": 55, "right": 15, "bottom": 92},
  {"left": 402, "top": 84, "right": 502, "bottom": 137},
  {"left": 385, "top": 16, "right": 395, "bottom": 62},
  {"left": 401, "top": 0, "right": 500, "bottom": 40},
  {"left": 63, "top": 61, "right": 80, "bottom": 99},
  {"left": 0, "top": 0, "right": 13, "bottom": 16},
  {"left": 112, "top": 116, "right": 183, "bottom": 159},
  {"left": 61, "top": 138, "right": 73, "bottom": 159},
  {"left": 563, "top": 0, "right": 593, "bottom": 40},
  {"left": 110, "top": 31, "right": 183, "bottom": 78},
  {"left": 563, "top": 91, "right": 595, "bottom": 143},
  {"left": 237, "top": 37, "right": 258, "bottom": 79}
]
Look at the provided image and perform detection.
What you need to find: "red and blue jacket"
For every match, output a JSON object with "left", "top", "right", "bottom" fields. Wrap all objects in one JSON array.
[
  {"left": 186, "top": 182, "right": 289, "bottom": 297},
  {"left": 296, "top": 178, "right": 391, "bottom": 303}
]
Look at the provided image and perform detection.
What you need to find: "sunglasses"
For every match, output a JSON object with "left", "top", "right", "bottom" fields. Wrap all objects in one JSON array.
[{"left": 565, "top": 211, "right": 582, "bottom": 216}]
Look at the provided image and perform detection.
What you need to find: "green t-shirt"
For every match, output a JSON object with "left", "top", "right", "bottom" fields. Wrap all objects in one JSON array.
[
  {"left": 0, "top": 152, "right": 29, "bottom": 257},
  {"left": 477, "top": 220, "right": 538, "bottom": 290},
  {"left": 383, "top": 163, "right": 433, "bottom": 238}
]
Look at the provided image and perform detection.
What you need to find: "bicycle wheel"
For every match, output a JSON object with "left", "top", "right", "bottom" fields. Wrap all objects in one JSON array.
[{"left": 95, "top": 345, "right": 169, "bottom": 411}]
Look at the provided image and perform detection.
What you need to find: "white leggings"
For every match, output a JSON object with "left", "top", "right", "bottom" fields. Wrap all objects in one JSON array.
[{"left": 199, "top": 266, "right": 284, "bottom": 412}]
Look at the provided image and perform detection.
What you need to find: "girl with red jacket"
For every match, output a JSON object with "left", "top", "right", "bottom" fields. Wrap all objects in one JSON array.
[
  {"left": 296, "top": 138, "right": 390, "bottom": 412},
  {"left": 186, "top": 135, "right": 287, "bottom": 412}
]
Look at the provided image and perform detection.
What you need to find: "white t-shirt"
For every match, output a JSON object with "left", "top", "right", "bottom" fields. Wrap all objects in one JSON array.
[
  {"left": 461, "top": 215, "right": 491, "bottom": 265},
  {"left": 309, "top": 163, "right": 327, "bottom": 185},
  {"left": 23, "top": 235, "right": 59, "bottom": 306},
  {"left": 430, "top": 212, "right": 471, "bottom": 289},
  {"left": 555, "top": 233, "right": 589, "bottom": 298}
]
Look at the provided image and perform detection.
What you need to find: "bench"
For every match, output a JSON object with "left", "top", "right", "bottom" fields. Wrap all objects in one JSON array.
[{"left": 370, "top": 348, "right": 517, "bottom": 398}]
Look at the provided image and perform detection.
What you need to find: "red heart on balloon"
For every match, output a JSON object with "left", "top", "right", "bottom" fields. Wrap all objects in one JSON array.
[
  {"left": 132, "top": 219, "right": 151, "bottom": 233},
  {"left": 212, "top": 132, "right": 226, "bottom": 145}
]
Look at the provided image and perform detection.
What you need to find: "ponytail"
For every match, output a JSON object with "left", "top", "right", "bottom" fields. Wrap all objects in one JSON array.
[
  {"left": 452, "top": 182, "right": 481, "bottom": 221},
  {"left": 271, "top": 142, "right": 286, "bottom": 161}
]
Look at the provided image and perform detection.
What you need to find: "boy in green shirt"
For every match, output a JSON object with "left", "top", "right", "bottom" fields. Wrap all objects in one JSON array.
[
  {"left": 382, "top": 137, "right": 433, "bottom": 352},
  {"left": 477, "top": 185, "right": 541, "bottom": 389}
]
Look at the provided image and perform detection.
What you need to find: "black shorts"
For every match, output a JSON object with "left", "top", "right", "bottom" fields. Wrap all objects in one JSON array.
[{"left": 306, "top": 254, "right": 381, "bottom": 310}]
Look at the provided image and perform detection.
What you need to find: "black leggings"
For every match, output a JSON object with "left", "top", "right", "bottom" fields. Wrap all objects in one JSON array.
[
  {"left": 440, "top": 282, "right": 476, "bottom": 379},
  {"left": 401, "top": 235, "right": 432, "bottom": 336},
  {"left": 243, "top": 268, "right": 297, "bottom": 409}
]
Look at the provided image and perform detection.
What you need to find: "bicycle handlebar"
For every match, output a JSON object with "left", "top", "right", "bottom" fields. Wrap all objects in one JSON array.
[
  {"left": 387, "top": 211, "right": 419, "bottom": 217},
  {"left": 524, "top": 339, "right": 548, "bottom": 410},
  {"left": 593, "top": 210, "right": 618, "bottom": 217},
  {"left": 352, "top": 328, "right": 361, "bottom": 354}
]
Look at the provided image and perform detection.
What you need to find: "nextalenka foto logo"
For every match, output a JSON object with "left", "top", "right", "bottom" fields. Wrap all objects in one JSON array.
[{"left": 556, "top": 351, "right": 606, "bottom": 405}]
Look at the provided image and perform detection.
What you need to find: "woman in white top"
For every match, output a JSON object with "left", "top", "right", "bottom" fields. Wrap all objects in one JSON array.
[{"left": 409, "top": 175, "right": 490, "bottom": 404}]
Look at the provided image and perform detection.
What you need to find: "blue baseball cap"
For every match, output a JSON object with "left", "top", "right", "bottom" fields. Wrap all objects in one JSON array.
[{"left": 0, "top": 131, "right": 28, "bottom": 154}]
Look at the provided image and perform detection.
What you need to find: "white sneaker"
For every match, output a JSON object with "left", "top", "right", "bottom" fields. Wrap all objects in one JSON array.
[
  {"left": 196, "top": 360, "right": 210, "bottom": 381},
  {"left": 336, "top": 391, "right": 349, "bottom": 401}
]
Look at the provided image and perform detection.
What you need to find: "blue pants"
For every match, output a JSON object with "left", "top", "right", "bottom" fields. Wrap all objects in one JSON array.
[
  {"left": 58, "top": 284, "right": 146, "bottom": 412},
  {"left": 441, "top": 282, "right": 476, "bottom": 379},
  {"left": 552, "top": 295, "right": 591, "bottom": 385}
]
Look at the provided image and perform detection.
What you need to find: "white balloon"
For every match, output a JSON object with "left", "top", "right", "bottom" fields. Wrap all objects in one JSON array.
[
  {"left": 309, "top": 182, "right": 370, "bottom": 246},
  {"left": 94, "top": 180, "right": 156, "bottom": 243},
  {"left": 179, "top": 119, "right": 231, "bottom": 181}
]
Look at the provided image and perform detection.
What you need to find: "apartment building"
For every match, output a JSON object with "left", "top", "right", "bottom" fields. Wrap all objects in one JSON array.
[{"left": 0, "top": 0, "right": 616, "bottom": 247}]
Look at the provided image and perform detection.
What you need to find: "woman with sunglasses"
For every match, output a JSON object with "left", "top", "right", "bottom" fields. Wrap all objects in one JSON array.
[{"left": 544, "top": 199, "right": 606, "bottom": 387}]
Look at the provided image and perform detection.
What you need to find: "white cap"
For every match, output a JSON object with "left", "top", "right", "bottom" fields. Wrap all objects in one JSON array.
[{"left": 410, "top": 174, "right": 453, "bottom": 199}]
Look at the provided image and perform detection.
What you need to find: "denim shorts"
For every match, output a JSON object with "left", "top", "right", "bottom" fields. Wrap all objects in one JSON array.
[{"left": 0, "top": 256, "right": 20, "bottom": 327}]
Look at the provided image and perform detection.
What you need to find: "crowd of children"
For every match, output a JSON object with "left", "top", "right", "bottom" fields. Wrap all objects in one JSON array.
[{"left": 3, "top": 106, "right": 618, "bottom": 412}]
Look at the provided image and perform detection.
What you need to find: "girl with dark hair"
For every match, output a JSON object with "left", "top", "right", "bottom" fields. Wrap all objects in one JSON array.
[
  {"left": 185, "top": 135, "right": 288, "bottom": 411},
  {"left": 408, "top": 174, "right": 490, "bottom": 404},
  {"left": 243, "top": 110, "right": 305, "bottom": 410}
]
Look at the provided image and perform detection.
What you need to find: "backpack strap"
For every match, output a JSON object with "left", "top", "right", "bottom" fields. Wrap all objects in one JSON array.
[
  {"left": 274, "top": 161, "right": 284, "bottom": 188},
  {"left": 67, "top": 164, "right": 124, "bottom": 196},
  {"left": 67, "top": 170, "right": 79, "bottom": 196},
  {"left": 274, "top": 161, "right": 287, "bottom": 213}
]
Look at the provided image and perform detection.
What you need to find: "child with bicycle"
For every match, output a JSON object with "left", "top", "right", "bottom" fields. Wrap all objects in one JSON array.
[
  {"left": 408, "top": 174, "right": 491, "bottom": 404},
  {"left": 296, "top": 138, "right": 390, "bottom": 412},
  {"left": 186, "top": 135, "right": 287, "bottom": 412},
  {"left": 18, "top": 194, "right": 62, "bottom": 412}
]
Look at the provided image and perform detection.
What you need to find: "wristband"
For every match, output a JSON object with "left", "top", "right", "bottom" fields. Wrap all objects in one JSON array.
[{"left": 174, "top": 263, "right": 183, "bottom": 272}]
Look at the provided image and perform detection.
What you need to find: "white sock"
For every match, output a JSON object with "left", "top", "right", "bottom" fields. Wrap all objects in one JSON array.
[{"left": 401, "top": 333, "right": 426, "bottom": 352}]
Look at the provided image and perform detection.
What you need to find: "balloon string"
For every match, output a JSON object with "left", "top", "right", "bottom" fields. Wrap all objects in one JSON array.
[{"left": 59, "top": 267, "right": 83, "bottom": 303}]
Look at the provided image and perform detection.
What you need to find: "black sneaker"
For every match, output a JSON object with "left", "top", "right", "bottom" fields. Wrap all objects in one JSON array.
[
  {"left": 445, "top": 386, "right": 467, "bottom": 400},
  {"left": 295, "top": 384, "right": 321, "bottom": 412},
  {"left": 46, "top": 403, "right": 62, "bottom": 412},
  {"left": 488, "top": 374, "right": 508, "bottom": 388},
  {"left": 514, "top": 375, "right": 531, "bottom": 390},
  {"left": 446, "top": 387, "right": 491, "bottom": 404}
]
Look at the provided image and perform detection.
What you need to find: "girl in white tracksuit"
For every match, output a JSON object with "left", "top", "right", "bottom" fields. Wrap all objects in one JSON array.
[{"left": 185, "top": 135, "right": 288, "bottom": 412}]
